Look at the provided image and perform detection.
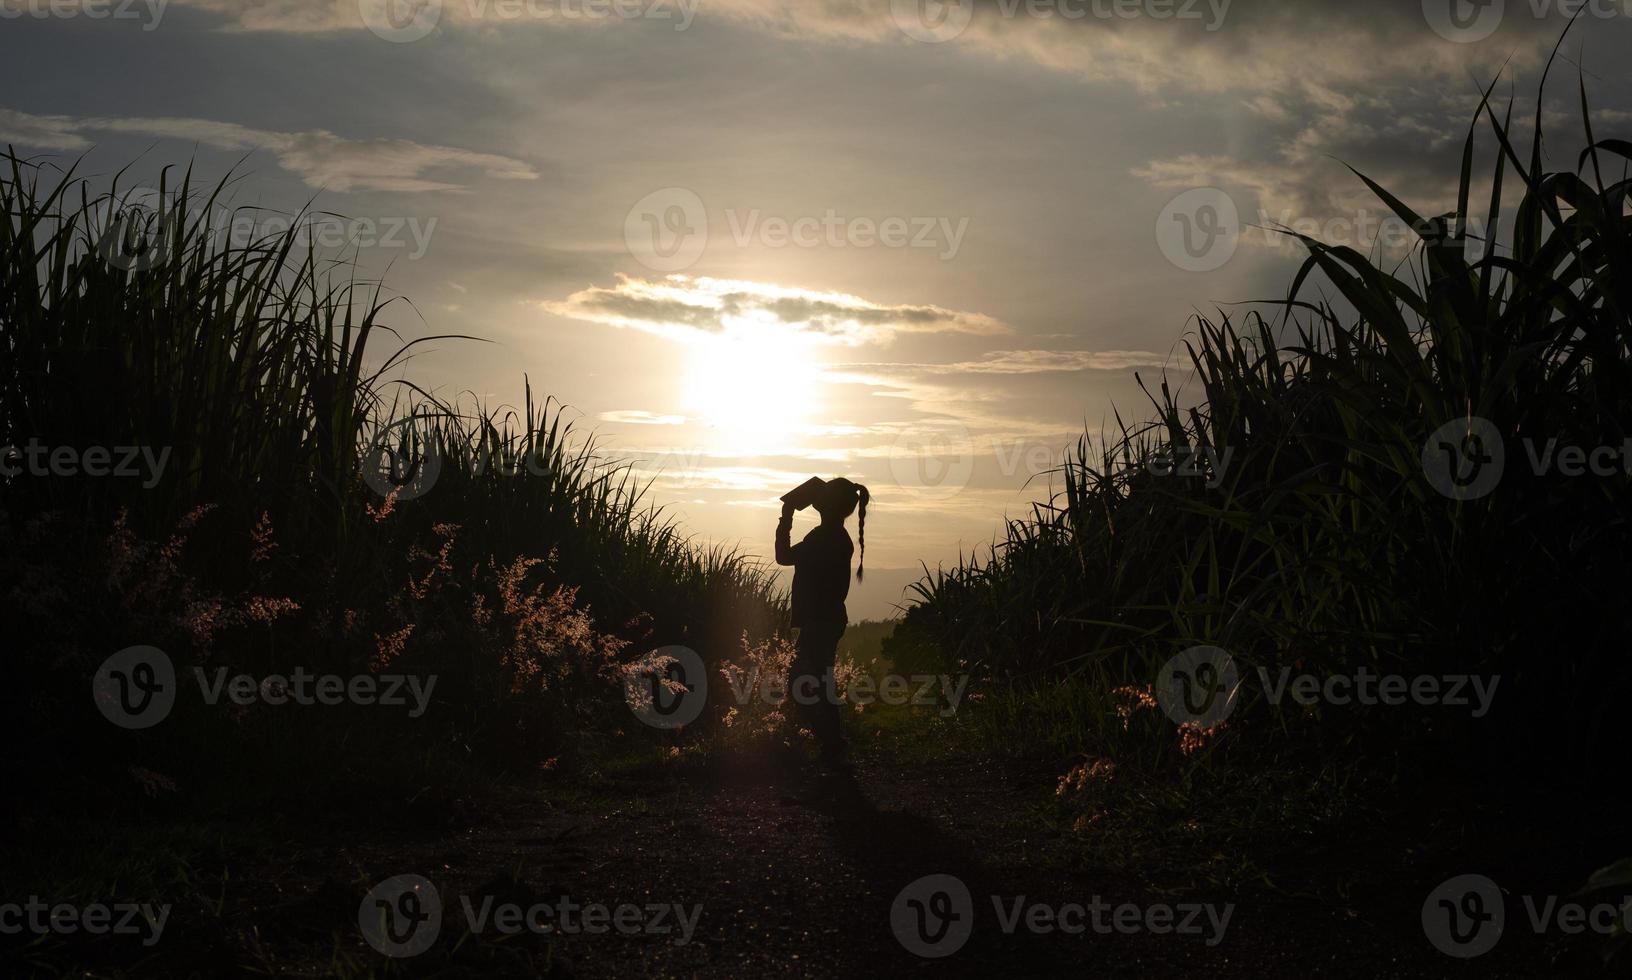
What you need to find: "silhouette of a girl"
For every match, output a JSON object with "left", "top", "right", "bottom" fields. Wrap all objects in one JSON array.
[{"left": 776, "top": 477, "right": 868, "bottom": 762}]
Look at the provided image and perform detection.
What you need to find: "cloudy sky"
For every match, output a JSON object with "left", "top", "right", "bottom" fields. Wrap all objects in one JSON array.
[{"left": 4, "top": 0, "right": 1629, "bottom": 617}]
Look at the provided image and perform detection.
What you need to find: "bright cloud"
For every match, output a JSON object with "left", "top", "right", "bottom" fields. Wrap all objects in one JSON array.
[
  {"left": 543, "top": 274, "right": 1009, "bottom": 346},
  {"left": 599, "top": 409, "right": 687, "bottom": 425},
  {"left": 846, "top": 349, "right": 1177, "bottom": 375}
]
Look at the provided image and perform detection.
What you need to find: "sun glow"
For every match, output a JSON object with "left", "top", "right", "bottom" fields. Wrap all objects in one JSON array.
[{"left": 683, "top": 324, "right": 821, "bottom": 451}]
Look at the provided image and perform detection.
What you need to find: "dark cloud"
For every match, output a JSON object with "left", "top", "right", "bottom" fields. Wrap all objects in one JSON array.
[{"left": 0, "top": 106, "right": 537, "bottom": 191}]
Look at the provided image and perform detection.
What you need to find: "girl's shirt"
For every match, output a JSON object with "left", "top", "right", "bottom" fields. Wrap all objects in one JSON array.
[{"left": 776, "top": 515, "right": 852, "bottom": 628}]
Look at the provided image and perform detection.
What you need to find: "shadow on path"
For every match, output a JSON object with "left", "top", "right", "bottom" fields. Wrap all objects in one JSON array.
[{"left": 772, "top": 762, "right": 1077, "bottom": 977}]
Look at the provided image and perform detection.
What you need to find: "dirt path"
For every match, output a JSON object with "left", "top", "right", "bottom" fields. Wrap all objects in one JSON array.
[
  {"left": 337, "top": 755, "right": 1077, "bottom": 978},
  {"left": 157, "top": 748, "right": 1574, "bottom": 978}
]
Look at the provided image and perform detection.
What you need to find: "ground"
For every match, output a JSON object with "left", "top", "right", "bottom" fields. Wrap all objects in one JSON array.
[{"left": 95, "top": 741, "right": 1574, "bottom": 979}]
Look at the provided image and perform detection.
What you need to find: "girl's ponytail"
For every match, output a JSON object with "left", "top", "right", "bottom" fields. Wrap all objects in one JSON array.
[{"left": 856, "top": 484, "right": 869, "bottom": 581}]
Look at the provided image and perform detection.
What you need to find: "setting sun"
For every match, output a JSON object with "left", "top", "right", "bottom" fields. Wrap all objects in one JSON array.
[{"left": 683, "top": 326, "right": 821, "bottom": 448}]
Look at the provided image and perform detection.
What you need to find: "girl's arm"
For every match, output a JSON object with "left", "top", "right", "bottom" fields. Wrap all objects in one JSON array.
[{"left": 774, "top": 502, "right": 800, "bottom": 566}]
